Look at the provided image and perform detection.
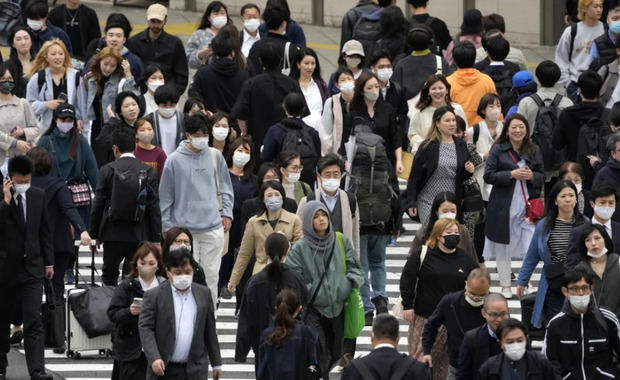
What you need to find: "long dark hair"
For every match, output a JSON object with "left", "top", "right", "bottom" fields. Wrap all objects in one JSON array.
[
  {"left": 266, "top": 289, "right": 299, "bottom": 349},
  {"left": 265, "top": 232, "right": 290, "bottom": 287},
  {"left": 543, "top": 179, "right": 585, "bottom": 232},
  {"left": 43, "top": 112, "right": 80, "bottom": 161},
  {"left": 495, "top": 113, "right": 536, "bottom": 158},
  {"left": 198, "top": 1, "right": 230, "bottom": 30},
  {"left": 226, "top": 135, "right": 255, "bottom": 181},
  {"left": 8, "top": 26, "right": 34, "bottom": 83},
  {"left": 578, "top": 223, "right": 614, "bottom": 261},
  {"left": 350, "top": 71, "right": 379, "bottom": 111},
  {"left": 423, "top": 191, "right": 458, "bottom": 239},
  {"left": 416, "top": 74, "right": 452, "bottom": 111},
  {"left": 290, "top": 48, "right": 322, "bottom": 82}
]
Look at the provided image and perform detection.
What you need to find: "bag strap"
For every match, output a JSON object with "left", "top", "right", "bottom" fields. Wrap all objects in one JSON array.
[
  {"left": 303, "top": 241, "right": 336, "bottom": 321},
  {"left": 435, "top": 55, "right": 442, "bottom": 75},
  {"left": 350, "top": 360, "right": 376, "bottom": 380},
  {"left": 507, "top": 150, "right": 529, "bottom": 205},
  {"left": 472, "top": 123, "right": 480, "bottom": 144},
  {"left": 530, "top": 93, "right": 544, "bottom": 108},
  {"left": 568, "top": 22, "right": 578, "bottom": 62},
  {"left": 210, "top": 148, "right": 222, "bottom": 212},
  {"left": 337, "top": 232, "right": 346, "bottom": 274},
  {"left": 551, "top": 94, "right": 563, "bottom": 107},
  {"left": 282, "top": 42, "right": 291, "bottom": 72},
  {"left": 390, "top": 357, "right": 415, "bottom": 380}
]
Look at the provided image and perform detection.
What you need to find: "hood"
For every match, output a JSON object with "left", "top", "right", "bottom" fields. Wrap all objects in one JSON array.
[
  {"left": 451, "top": 68, "right": 485, "bottom": 87},
  {"left": 211, "top": 57, "right": 238, "bottom": 77},
  {"left": 605, "top": 156, "right": 620, "bottom": 170},
  {"left": 175, "top": 140, "right": 209, "bottom": 157},
  {"left": 361, "top": 7, "right": 383, "bottom": 21},
  {"left": 279, "top": 117, "right": 305, "bottom": 130},
  {"left": 571, "top": 101, "right": 604, "bottom": 123},
  {"left": 31, "top": 174, "right": 65, "bottom": 202}
]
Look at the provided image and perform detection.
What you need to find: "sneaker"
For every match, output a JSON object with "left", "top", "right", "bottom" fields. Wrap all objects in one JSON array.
[
  {"left": 371, "top": 296, "right": 389, "bottom": 315},
  {"left": 388, "top": 238, "right": 396, "bottom": 247},
  {"left": 337, "top": 353, "right": 354, "bottom": 371},
  {"left": 365, "top": 310, "right": 374, "bottom": 326},
  {"left": 511, "top": 272, "right": 516, "bottom": 281},
  {"left": 9, "top": 329, "right": 23, "bottom": 345},
  {"left": 65, "top": 269, "right": 75, "bottom": 285},
  {"left": 53, "top": 343, "right": 66, "bottom": 354},
  {"left": 502, "top": 286, "right": 513, "bottom": 299}
]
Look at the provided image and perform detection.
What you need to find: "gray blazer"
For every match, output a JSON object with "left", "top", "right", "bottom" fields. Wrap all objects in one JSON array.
[{"left": 138, "top": 281, "right": 222, "bottom": 380}]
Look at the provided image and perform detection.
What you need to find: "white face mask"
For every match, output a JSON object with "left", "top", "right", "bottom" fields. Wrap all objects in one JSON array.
[
  {"left": 171, "top": 274, "right": 192, "bottom": 290},
  {"left": 339, "top": 81, "right": 355, "bottom": 95},
  {"left": 486, "top": 108, "right": 501, "bottom": 122},
  {"left": 503, "top": 342, "right": 526, "bottom": 361},
  {"left": 211, "top": 16, "right": 228, "bottom": 29},
  {"left": 27, "top": 19, "right": 43, "bottom": 31},
  {"left": 190, "top": 136, "right": 209, "bottom": 150},
  {"left": 158, "top": 107, "right": 176, "bottom": 118},
  {"left": 376, "top": 68, "right": 393, "bottom": 83},
  {"left": 170, "top": 244, "right": 191, "bottom": 252},
  {"left": 233, "top": 151, "right": 251, "bottom": 167},
  {"left": 465, "top": 295, "right": 484, "bottom": 308},
  {"left": 574, "top": 183, "right": 582, "bottom": 194},
  {"left": 147, "top": 80, "right": 164, "bottom": 93},
  {"left": 13, "top": 183, "right": 30, "bottom": 195},
  {"left": 569, "top": 294, "right": 590, "bottom": 311},
  {"left": 244, "top": 18, "right": 260, "bottom": 33},
  {"left": 594, "top": 205, "right": 615, "bottom": 221},
  {"left": 321, "top": 178, "right": 341, "bottom": 193},
  {"left": 212, "top": 127, "right": 229, "bottom": 141},
  {"left": 587, "top": 247, "right": 608, "bottom": 258},
  {"left": 286, "top": 172, "right": 300, "bottom": 183},
  {"left": 438, "top": 212, "right": 457, "bottom": 220}
]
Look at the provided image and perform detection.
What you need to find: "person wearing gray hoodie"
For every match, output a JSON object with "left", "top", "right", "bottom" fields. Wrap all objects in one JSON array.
[{"left": 159, "top": 113, "right": 234, "bottom": 310}]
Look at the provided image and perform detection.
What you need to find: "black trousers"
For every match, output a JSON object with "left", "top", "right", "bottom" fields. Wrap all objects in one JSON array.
[
  {"left": 159, "top": 362, "right": 188, "bottom": 380},
  {"left": 306, "top": 308, "right": 344, "bottom": 379},
  {"left": 102, "top": 241, "right": 141, "bottom": 286},
  {"left": 118, "top": 353, "right": 147, "bottom": 380},
  {"left": 0, "top": 271, "right": 45, "bottom": 375}
]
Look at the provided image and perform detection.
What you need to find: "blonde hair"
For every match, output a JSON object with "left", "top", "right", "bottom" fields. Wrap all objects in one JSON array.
[
  {"left": 423, "top": 105, "right": 455, "bottom": 148},
  {"left": 84, "top": 47, "right": 123, "bottom": 95},
  {"left": 578, "top": 0, "right": 600, "bottom": 20},
  {"left": 426, "top": 218, "right": 460, "bottom": 249},
  {"left": 29, "top": 39, "right": 72, "bottom": 77}
]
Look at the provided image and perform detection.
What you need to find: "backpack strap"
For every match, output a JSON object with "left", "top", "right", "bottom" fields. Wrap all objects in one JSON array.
[
  {"left": 472, "top": 123, "right": 480, "bottom": 144},
  {"left": 37, "top": 69, "right": 46, "bottom": 93},
  {"left": 551, "top": 94, "right": 563, "bottom": 107},
  {"left": 209, "top": 148, "right": 222, "bottom": 213},
  {"left": 568, "top": 22, "right": 578, "bottom": 62},
  {"left": 337, "top": 232, "right": 346, "bottom": 274},
  {"left": 423, "top": 16, "right": 435, "bottom": 27},
  {"left": 390, "top": 356, "right": 417, "bottom": 380},
  {"left": 350, "top": 359, "right": 376, "bottom": 380},
  {"left": 530, "top": 93, "right": 544, "bottom": 107},
  {"left": 435, "top": 55, "right": 442, "bottom": 75},
  {"left": 281, "top": 42, "right": 291, "bottom": 75}
]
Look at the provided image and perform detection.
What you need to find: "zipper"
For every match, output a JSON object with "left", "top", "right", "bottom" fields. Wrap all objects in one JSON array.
[{"left": 580, "top": 314, "right": 586, "bottom": 380}]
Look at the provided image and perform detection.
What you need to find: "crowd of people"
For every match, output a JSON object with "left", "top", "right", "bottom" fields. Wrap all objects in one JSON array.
[{"left": 3, "top": 0, "right": 620, "bottom": 379}]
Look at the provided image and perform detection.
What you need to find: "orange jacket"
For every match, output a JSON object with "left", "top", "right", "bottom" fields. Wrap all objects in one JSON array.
[{"left": 447, "top": 68, "right": 497, "bottom": 125}]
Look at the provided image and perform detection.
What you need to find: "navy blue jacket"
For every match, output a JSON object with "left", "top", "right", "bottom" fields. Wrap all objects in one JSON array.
[
  {"left": 32, "top": 21, "right": 73, "bottom": 55},
  {"left": 421, "top": 290, "right": 486, "bottom": 367},
  {"left": 593, "top": 158, "right": 620, "bottom": 223},
  {"left": 456, "top": 324, "right": 503, "bottom": 380},
  {"left": 484, "top": 141, "right": 545, "bottom": 244},
  {"left": 258, "top": 19, "right": 306, "bottom": 48},
  {"left": 564, "top": 221, "right": 620, "bottom": 270}
]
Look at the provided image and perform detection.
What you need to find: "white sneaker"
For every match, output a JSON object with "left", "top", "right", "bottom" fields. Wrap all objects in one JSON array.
[{"left": 502, "top": 286, "right": 513, "bottom": 299}]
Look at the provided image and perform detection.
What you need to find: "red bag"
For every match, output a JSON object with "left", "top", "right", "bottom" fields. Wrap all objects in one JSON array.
[{"left": 507, "top": 151, "right": 544, "bottom": 223}]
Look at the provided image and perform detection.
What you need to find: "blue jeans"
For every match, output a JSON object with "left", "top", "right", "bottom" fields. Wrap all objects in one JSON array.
[{"left": 360, "top": 234, "right": 389, "bottom": 312}]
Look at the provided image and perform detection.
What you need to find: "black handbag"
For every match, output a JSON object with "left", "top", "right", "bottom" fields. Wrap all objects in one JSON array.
[
  {"left": 545, "top": 263, "right": 565, "bottom": 290},
  {"left": 462, "top": 178, "right": 484, "bottom": 214},
  {"left": 68, "top": 286, "right": 115, "bottom": 338},
  {"left": 42, "top": 280, "right": 65, "bottom": 348}
]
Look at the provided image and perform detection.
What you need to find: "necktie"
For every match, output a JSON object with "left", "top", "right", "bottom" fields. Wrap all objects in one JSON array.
[{"left": 16, "top": 194, "right": 25, "bottom": 229}]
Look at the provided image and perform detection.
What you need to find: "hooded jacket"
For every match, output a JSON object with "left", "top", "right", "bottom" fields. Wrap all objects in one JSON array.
[
  {"left": 189, "top": 57, "right": 249, "bottom": 114},
  {"left": 447, "top": 68, "right": 497, "bottom": 126},
  {"left": 543, "top": 301, "right": 620, "bottom": 380},
  {"left": 554, "top": 100, "right": 606, "bottom": 163},
  {"left": 159, "top": 141, "right": 234, "bottom": 232}
]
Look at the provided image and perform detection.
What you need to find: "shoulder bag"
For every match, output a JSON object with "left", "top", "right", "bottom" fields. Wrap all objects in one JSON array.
[{"left": 507, "top": 150, "right": 543, "bottom": 222}]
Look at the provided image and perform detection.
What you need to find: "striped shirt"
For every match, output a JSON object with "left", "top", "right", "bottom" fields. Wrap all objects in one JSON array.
[{"left": 548, "top": 219, "right": 573, "bottom": 264}]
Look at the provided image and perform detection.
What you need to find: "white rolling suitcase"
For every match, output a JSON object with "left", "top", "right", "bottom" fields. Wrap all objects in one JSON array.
[{"left": 66, "top": 288, "right": 112, "bottom": 359}]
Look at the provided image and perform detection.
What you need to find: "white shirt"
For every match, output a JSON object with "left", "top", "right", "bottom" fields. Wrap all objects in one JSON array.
[
  {"left": 138, "top": 276, "right": 159, "bottom": 292},
  {"left": 241, "top": 29, "right": 260, "bottom": 57},
  {"left": 373, "top": 343, "right": 396, "bottom": 350},
  {"left": 283, "top": 182, "right": 295, "bottom": 201},
  {"left": 143, "top": 92, "right": 157, "bottom": 116},
  {"left": 301, "top": 78, "right": 323, "bottom": 130},
  {"left": 120, "top": 153, "right": 136, "bottom": 159},
  {"left": 170, "top": 285, "right": 197, "bottom": 363},
  {"left": 593, "top": 218, "right": 613, "bottom": 239},
  {"left": 159, "top": 114, "right": 178, "bottom": 156}
]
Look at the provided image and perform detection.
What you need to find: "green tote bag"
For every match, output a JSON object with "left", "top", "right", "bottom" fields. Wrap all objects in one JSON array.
[{"left": 336, "top": 232, "right": 365, "bottom": 339}]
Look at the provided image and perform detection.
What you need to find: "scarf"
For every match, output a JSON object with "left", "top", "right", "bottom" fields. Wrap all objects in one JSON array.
[{"left": 301, "top": 200, "right": 335, "bottom": 254}]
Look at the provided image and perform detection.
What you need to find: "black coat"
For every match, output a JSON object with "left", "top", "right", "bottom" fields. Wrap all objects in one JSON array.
[
  {"left": 477, "top": 351, "right": 560, "bottom": 380},
  {"left": 32, "top": 174, "right": 86, "bottom": 254},
  {"left": 247, "top": 32, "right": 300, "bottom": 77},
  {"left": 593, "top": 158, "right": 620, "bottom": 223},
  {"left": 90, "top": 156, "right": 161, "bottom": 243},
  {"left": 107, "top": 276, "right": 167, "bottom": 361},
  {"left": 456, "top": 324, "right": 503, "bottom": 380},
  {"left": 383, "top": 81, "right": 409, "bottom": 151},
  {"left": 47, "top": 4, "right": 101, "bottom": 61},
  {"left": 189, "top": 57, "right": 250, "bottom": 114},
  {"left": 95, "top": 117, "right": 135, "bottom": 167},
  {"left": 126, "top": 29, "right": 189, "bottom": 94},
  {"left": 484, "top": 141, "right": 545, "bottom": 244},
  {"left": 234, "top": 263, "right": 307, "bottom": 362},
  {"left": 406, "top": 137, "right": 472, "bottom": 209},
  {"left": 341, "top": 347, "right": 430, "bottom": 380},
  {"left": 564, "top": 221, "right": 620, "bottom": 270},
  {"left": 0, "top": 187, "right": 53, "bottom": 284},
  {"left": 554, "top": 101, "right": 605, "bottom": 162}
]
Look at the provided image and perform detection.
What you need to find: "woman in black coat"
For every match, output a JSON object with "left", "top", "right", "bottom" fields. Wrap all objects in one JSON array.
[
  {"left": 107, "top": 242, "right": 165, "bottom": 380},
  {"left": 406, "top": 105, "right": 475, "bottom": 225}
]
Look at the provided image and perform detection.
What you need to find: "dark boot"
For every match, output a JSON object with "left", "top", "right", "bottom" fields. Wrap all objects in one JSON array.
[{"left": 372, "top": 296, "right": 388, "bottom": 315}]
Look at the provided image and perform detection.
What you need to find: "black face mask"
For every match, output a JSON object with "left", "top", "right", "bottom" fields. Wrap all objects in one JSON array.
[
  {"left": 442, "top": 234, "right": 460, "bottom": 250},
  {"left": 0, "top": 81, "right": 15, "bottom": 94}
]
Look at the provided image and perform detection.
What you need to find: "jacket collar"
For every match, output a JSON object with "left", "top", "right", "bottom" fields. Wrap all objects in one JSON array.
[
  {"left": 256, "top": 209, "right": 295, "bottom": 224},
  {"left": 485, "top": 352, "right": 542, "bottom": 376}
]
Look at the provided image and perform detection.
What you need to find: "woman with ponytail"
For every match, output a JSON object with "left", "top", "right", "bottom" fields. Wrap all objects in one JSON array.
[
  {"left": 256, "top": 289, "right": 320, "bottom": 380},
  {"left": 235, "top": 233, "right": 307, "bottom": 368}
]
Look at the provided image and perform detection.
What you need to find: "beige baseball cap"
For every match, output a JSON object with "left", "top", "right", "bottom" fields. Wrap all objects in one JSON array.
[
  {"left": 342, "top": 40, "right": 365, "bottom": 57},
  {"left": 147, "top": 3, "right": 167, "bottom": 21}
]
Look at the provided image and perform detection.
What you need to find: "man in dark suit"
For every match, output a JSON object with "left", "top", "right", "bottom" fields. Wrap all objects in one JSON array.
[
  {"left": 565, "top": 183, "right": 620, "bottom": 270},
  {"left": 139, "top": 248, "right": 222, "bottom": 380},
  {"left": 90, "top": 128, "right": 161, "bottom": 286},
  {"left": 0, "top": 156, "right": 54, "bottom": 380},
  {"left": 342, "top": 314, "right": 429, "bottom": 380},
  {"left": 456, "top": 293, "right": 509, "bottom": 380}
]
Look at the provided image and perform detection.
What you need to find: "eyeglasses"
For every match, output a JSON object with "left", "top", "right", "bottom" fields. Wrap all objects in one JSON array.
[
  {"left": 288, "top": 165, "right": 303, "bottom": 173},
  {"left": 173, "top": 238, "right": 191, "bottom": 245},
  {"left": 567, "top": 285, "right": 591, "bottom": 294},
  {"left": 486, "top": 311, "right": 510, "bottom": 319}
]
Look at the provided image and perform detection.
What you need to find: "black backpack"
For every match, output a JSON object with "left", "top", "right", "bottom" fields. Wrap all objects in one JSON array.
[
  {"left": 351, "top": 8, "right": 383, "bottom": 59},
  {"left": 485, "top": 67, "right": 516, "bottom": 115},
  {"left": 348, "top": 123, "right": 397, "bottom": 230},
  {"left": 108, "top": 167, "right": 154, "bottom": 223},
  {"left": 278, "top": 121, "right": 320, "bottom": 177},
  {"left": 0, "top": 2, "right": 21, "bottom": 46},
  {"left": 410, "top": 15, "right": 441, "bottom": 55},
  {"left": 530, "top": 93, "right": 564, "bottom": 171},
  {"left": 37, "top": 69, "right": 81, "bottom": 95}
]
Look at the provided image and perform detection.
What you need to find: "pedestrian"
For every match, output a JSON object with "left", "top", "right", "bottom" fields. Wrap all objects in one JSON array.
[
  {"left": 375, "top": 7, "right": 408, "bottom": 63},
  {"left": 318, "top": 67, "right": 354, "bottom": 155},
  {"left": 90, "top": 128, "right": 161, "bottom": 286},
  {"left": 543, "top": 268, "right": 620, "bottom": 380},
  {"left": 7, "top": 27, "right": 35, "bottom": 95},
  {"left": 209, "top": 112, "right": 237, "bottom": 159},
  {"left": 406, "top": 106, "right": 474, "bottom": 225},
  {"left": 240, "top": 3, "right": 262, "bottom": 58},
  {"left": 161, "top": 227, "right": 207, "bottom": 287},
  {"left": 147, "top": 84, "right": 184, "bottom": 156},
  {"left": 159, "top": 113, "right": 234, "bottom": 310},
  {"left": 456, "top": 293, "right": 510, "bottom": 380},
  {"left": 235, "top": 233, "right": 307, "bottom": 365},
  {"left": 183, "top": 96, "right": 207, "bottom": 117},
  {"left": 399, "top": 217, "right": 478, "bottom": 380},
  {"left": 475, "top": 13, "right": 528, "bottom": 70},
  {"left": 241, "top": 162, "right": 297, "bottom": 225},
  {"left": 139, "top": 247, "right": 223, "bottom": 380},
  {"left": 505, "top": 71, "right": 538, "bottom": 118},
  {"left": 47, "top": 0, "right": 101, "bottom": 63},
  {"left": 140, "top": 63, "right": 165, "bottom": 115},
  {"left": 593, "top": 133, "right": 620, "bottom": 222},
  {"left": 257, "top": 289, "right": 320, "bottom": 380},
  {"left": 484, "top": 113, "right": 544, "bottom": 299},
  {"left": 276, "top": 150, "right": 312, "bottom": 204},
  {"left": 0, "top": 155, "right": 54, "bottom": 380},
  {"left": 478, "top": 318, "right": 559, "bottom": 380},
  {"left": 24, "top": 1, "right": 72, "bottom": 56},
  {"left": 327, "top": 40, "right": 369, "bottom": 95},
  {"left": 258, "top": 0, "right": 306, "bottom": 49},
  {"left": 559, "top": 162, "right": 592, "bottom": 216},
  {"left": 107, "top": 242, "right": 164, "bottom": 380},
  {"left": 444, "top": 9, "right": 484, "bottom": 67},
  {"left": 408, "top": 74, "right": 467, "bottom": 153},
  {"left": 133, "top": 118, "right": 167, "bottom": 179},
  {"left": 290, "top": 48, "right": 329, "bottom": 129},
  {"left": 186, "top": 1, "right": 231, "bottom": 69},
  {"left": 340, "top": 0, "right": 379, "bottom": 50},
  {"left": 286, "top": 201, "right": 364, "bottom": 378},
  {"left": 421, "top": 269, "right": 490, "bottom": 379}
]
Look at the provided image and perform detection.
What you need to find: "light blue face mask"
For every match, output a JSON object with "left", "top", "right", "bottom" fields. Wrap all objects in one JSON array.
[{"left": 611, "top": 20, "right": 620, "bottom": 34}]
